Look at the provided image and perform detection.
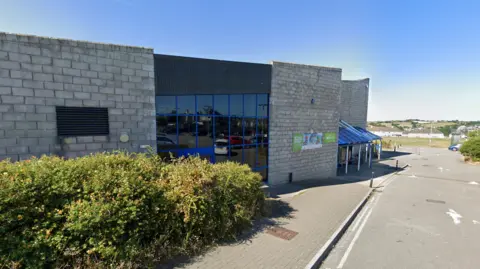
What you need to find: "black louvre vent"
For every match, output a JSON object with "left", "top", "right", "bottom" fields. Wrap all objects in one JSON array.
[{"left": 56, "top": 106, "right": 109, "bottom": 136}]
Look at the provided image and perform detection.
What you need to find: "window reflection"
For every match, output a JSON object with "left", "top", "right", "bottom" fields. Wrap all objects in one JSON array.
[
  {"left": 214, "top": 95, "right": 228, "bottom": 116},
  {"left": 156, "top": 94, "right": 269, "bottom": 175},
  {"left": 230, "top": 117, "right": 243, "bottom": 148},
  {"left": 230, "top": 94, "right": 243, "bottom": 117},
  {"left": 257, "top": 94, "right": 268, "bottom": 117},
  {"left": 257, "top": 118, "right": 269, "bottom": 144},
  {"left": 214, "top": 124, "right": 231, "bottom": 163},
  {"left": 178, "top": 95, "right": 195, "bottom": 114},
  {"left": 197, "top": 95, "right": 213, "bottom": 115},
  {"left": 243, "top": 118, "right": 256, "bottom": 143},
  {"left": 156, "top": 96, "right": 176, "bottom": 114},
  {"left": 244, "top": 145, "right": 256, "bottom": 168},
  {"left": 258, "top": 146, "right": 268, "bottom": 168},
  {"left": 156, "top": 115, "right": 178, "bottom": 151},
  {"left": 230, "top": 146, "right": 243, "bottom": 164},
  {"left": 178, "top": 114, "right": 196, "bottom": 148},
  {"left": 244, "top": 94, "right": 256, "bottom": 117},
  {"left": 198, "top": 115, "right": 213, "bottom": 148},
  {"left": 214, "top": 117, "right": 229, "bottom": 141},
  {"left": 156, "top": 115, "right": 177, "bottom": 136}
]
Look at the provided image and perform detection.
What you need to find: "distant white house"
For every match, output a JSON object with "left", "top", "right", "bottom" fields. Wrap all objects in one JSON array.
[
  {"left": 368, "top": 126, "right": 403, "bottom": 137},
  {"left": 406, "top": 129, "right": 445, "bottom": 139}
]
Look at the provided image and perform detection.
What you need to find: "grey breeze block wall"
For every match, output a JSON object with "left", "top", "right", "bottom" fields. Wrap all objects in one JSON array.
[
  {"left": 340, "top": 79, "right": 369, "bottom": 128},
  {"left": 0, "top": 32, "right": 156, "bottom": 161},
  {"left": 268, "top": 61, "right": 342, "bottom": 185}
]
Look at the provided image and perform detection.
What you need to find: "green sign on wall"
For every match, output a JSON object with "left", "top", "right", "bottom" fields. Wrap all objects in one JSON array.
[
  {"left": 292, "top": 133, "right": 303, "bottom": 152},
  {"left": 323, "top": 132, "right": 337, "bottom": 143}
]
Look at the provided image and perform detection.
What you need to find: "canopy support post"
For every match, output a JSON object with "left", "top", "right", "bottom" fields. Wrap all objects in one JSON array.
[
  {"left": 345, "top": 146, "right": 349, "bottom": 174},
  {"left": 358, "top": 145, "right": 362, "bottom": 171}
]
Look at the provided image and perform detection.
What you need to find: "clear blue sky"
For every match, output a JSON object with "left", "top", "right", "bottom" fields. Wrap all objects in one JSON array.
[{"left": 1, "top": 0, "right": 479, "bottom": 121}]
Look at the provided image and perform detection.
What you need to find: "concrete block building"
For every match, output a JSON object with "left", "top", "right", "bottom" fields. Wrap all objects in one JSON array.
[{"left": 0, "top": 32, "right": 376, "bottom": 185}]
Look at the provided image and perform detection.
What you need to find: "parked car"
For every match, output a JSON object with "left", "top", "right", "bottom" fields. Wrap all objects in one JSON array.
[
  {"left": 214, "top": 139, "right": 229, "bottom": 155},
  {"left": 448, "top": 144, "right": 462, "bottom": 151},
  {"left": 157, "top": 135, "right": 176, "bottom": 145},
  {"left": 228, "top": 136, "right": 249, "bottom": 148}
]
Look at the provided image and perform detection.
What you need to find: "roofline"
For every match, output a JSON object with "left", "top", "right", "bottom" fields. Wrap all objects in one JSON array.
[
  {"left": 342, "top": 78, "right": 370, "bottom": 82},
  {"left": 271, "top": 61, "right": 342, "bottom": 72},
  {"left": 0, "top": 31, "right": 153, "bottom": 51},
  {"left": 154, "top": 54, "right": 272, "bottom": 66}
]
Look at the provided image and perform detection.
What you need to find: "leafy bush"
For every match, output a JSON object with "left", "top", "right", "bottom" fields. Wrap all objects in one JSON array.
[
  {"left": 0, "top": 152, "right": 264, "bottom": 268},
  {"left": 468, "top": 130, "right": 480, "bottom": 138},
  {"left": 460, "top": 137, "right": 480, "bottom": 162}
]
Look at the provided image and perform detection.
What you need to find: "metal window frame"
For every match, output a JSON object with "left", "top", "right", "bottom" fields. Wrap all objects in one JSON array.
[{"left": 156, "top": 93, "right": 269, "bottom": 174}]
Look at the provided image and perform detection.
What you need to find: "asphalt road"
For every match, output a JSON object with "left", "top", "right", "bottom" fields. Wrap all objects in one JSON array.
[{"left": 321, "top": 147, "right": 480, "bottom": 269}]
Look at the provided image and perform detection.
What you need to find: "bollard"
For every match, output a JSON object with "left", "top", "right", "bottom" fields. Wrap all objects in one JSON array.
[
  {"left": 396, "top": 160, "right": 399, "bottom": 170},
  {"left": 370, "top": 172, "right": 375, "bottom": 188}
]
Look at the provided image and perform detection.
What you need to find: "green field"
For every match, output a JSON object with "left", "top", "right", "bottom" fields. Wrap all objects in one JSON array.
[{"left": 382, "top": 137, "right": 451, "bottom": 149}]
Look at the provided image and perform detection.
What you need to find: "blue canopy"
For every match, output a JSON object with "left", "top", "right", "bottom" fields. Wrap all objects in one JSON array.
[
  {"left": 354, "top": 127, "right": 382, "bottom": 141},
  {"left": 338, "top": 120, "right": 381, "bottom": 146}
]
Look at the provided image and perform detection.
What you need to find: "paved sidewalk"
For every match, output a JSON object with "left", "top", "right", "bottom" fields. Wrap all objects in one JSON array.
[{"left": 160, "top": 153, "right": 404, "bottom": 269}]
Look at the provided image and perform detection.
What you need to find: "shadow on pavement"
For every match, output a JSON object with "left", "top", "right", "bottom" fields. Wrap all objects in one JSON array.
[
  {"left": 381, "top": 150, "right": 412, "bottom": 158},
  {"left": 268, "top": 161, "right": 406, "bottom": 198},
  {"left": 157, "top": 199, "right": 295, "bottom": 269}
]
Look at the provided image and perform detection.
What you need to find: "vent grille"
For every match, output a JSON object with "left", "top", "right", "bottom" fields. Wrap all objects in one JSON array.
[{"left": 56, "top": 106, "right": 109, "bottom": 136}]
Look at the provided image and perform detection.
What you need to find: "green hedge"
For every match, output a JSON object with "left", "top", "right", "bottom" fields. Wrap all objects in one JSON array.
[
  {"left": 0, "top": 152, "right": 265, "bottom": 268},
  {"left": 460, "top": 137, "right": 480, "bottom": 161}
]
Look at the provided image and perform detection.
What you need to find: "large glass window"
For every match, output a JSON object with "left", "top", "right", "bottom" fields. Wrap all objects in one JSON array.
[
  {"left": 244, "top": 94, "right": 256, "bottom": 117},
  {"left": 215, "top": 117, "right": 229, "bottom": 140},
  {"left": 156, "top": 96, "right": 176, "bottom": 114},
  {"left": 156, "top": 115, "right": 178, "bottom": 151},
  {"left": 257, "top": 94, "right": 268, "bottom": 117},
  {"left": 178, "top": 114, "right": 196, "bottom": 148},
  {"left": 198, "top": 115, "right": 213, "bottom": 148},
  {"left": 178, "top": 95, "right": 195, "bottom": 115},
  {"left": 197, "top": 95, "right": 213, "bottom": 115},
  {"left": 257, "top": 118, "right": 269, "bottom": 144},
  {"left": 214, "top": 95, "right": 229, "bottom": 116},
  {"left": 230, "top": 94, "right": 243, "bottom": 117},
  {"left": 156, "top": 94, "right": 269, "bottom": 180},
  {"left": 230, "top": 117, "right": 243, "bottom": 138}
]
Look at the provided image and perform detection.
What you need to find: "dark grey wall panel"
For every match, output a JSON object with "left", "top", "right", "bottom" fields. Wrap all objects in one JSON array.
[{"left": 154, "top": 54, "right": 272, "bottom": 95}]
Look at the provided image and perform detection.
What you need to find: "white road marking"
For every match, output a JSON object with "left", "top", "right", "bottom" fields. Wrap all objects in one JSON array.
[
  {"left": 446, "top": 209, "right": 462, "bottom": 225},
  {"left": 351, "top": 197, "right": 375, "bottom": 232},
  {"left": 304, "top": 191, "right": 373, "bottom": 269},
  {"left": 438, "top": 167, "right": 444, "bottom": 172},
  {"left": 473, "top": 220, "right": 480, "bottom": 225},
  {"left": 337, "top": 209, "right": 374, "bottom": 268},
  {"left": 469, "top": 181, "right": 479, "bottom": 185},
  {"left": 409, "top": 174, "right": 417, "bottom": 178}
]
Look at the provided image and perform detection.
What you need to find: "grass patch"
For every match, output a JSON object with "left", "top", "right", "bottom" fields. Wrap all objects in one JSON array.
[{"left": 381, "top": 137, "right": 451, "bottom": 148}]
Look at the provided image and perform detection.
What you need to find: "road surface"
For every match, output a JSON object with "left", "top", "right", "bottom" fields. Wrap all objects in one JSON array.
[{"left": 321, "top": 147, "right": 480, "bottom": 269}]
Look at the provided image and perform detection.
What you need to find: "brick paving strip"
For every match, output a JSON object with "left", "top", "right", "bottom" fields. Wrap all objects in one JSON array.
[
  {"left": 156, "top": 156, "right": 406, "bottom": 269},
  {"left": 161, "top": 179, "right": 370, "bottom": 269}
]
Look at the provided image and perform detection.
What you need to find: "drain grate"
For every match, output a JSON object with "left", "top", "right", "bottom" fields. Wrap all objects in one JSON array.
[
  {"left": 426, "top": 199, "right": 446, "bottom": 204},
  {"left": 266, "top": 227, "right": 298, "bottom": 240}
]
